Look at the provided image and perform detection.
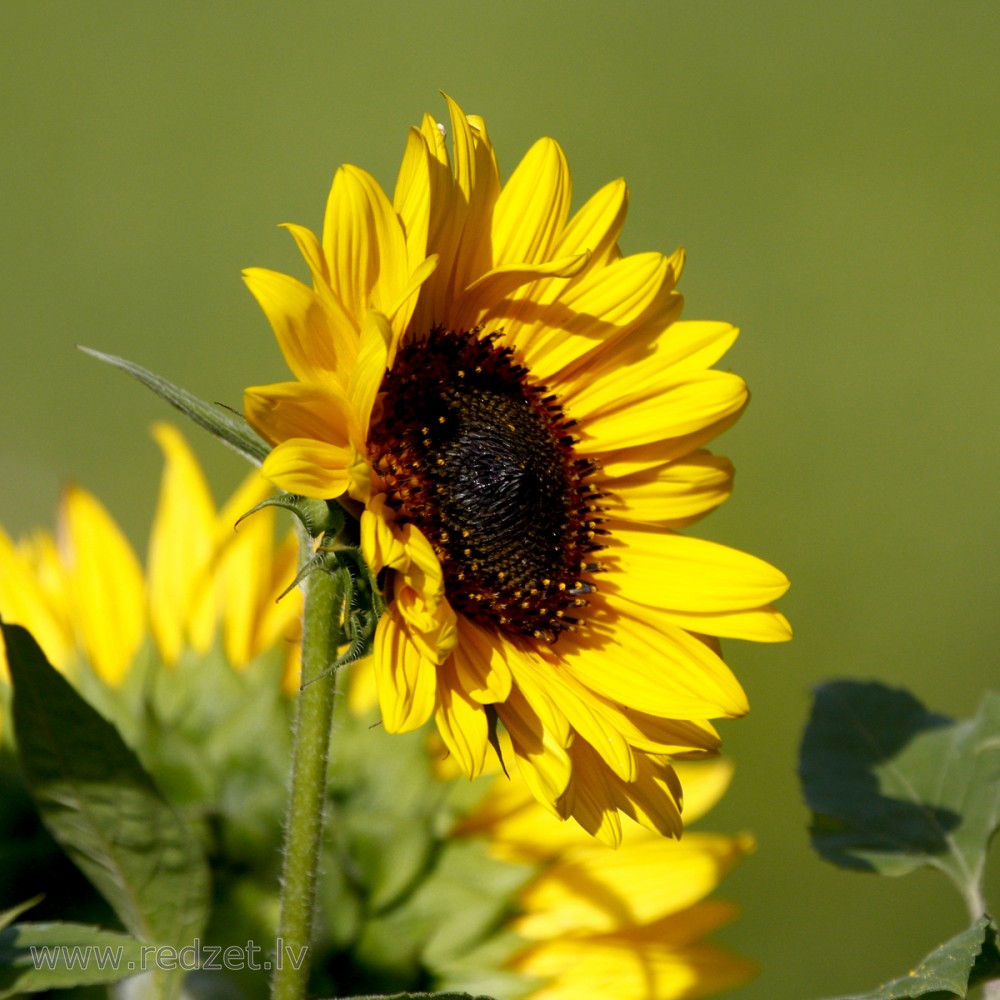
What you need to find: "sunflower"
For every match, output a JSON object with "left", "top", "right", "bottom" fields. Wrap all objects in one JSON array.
[
  {"left": 0, "top": 422, "right": 301, "bottom": 692},
  {"left": 243, "top": 96, "right": 790, "bottom": 844},
  {"left": 454, "top": 757, "right": 756, "bottom": 1000}
]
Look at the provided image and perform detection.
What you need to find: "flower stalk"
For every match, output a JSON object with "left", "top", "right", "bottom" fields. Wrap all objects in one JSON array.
[{"left": 271, "top": 560, "right": 344, "bottom": 1000}]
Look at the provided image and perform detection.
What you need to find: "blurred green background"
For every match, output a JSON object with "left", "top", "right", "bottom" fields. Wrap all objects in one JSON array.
[{"left": 3, "top": 2, "right": 998, "bottom": 997}]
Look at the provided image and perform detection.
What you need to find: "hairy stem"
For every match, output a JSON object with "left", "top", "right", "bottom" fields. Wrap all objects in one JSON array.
[{"left": 271, "top": 564, "right": 342, "bottom": 1000}]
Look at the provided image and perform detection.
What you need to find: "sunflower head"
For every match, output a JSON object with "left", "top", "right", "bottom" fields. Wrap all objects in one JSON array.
[{"left": 244, "top": 96, "right": 791, "bottom": 845}]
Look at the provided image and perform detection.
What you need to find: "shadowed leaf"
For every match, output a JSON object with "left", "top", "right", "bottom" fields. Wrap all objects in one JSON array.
[
  {"left": 799, "top": 681, "right": 1000, "bottom": 899},
  {"left": 4, "top": 622, "right": 209, "bottom": 967}
]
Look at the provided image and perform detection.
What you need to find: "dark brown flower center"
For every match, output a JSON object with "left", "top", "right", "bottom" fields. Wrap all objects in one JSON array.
[{"left": 367, "top": 328, "right": 605, "bottom": 641}]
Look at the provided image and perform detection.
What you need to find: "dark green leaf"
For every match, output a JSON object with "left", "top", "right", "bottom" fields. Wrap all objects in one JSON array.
[
  {"left": 79, "top": 346, "right": 269, "bottom": 465},
  {"left": 4, "top": 622, "right": 210, "bottom": 955},
  {"left": 0, "top": 922, "right": 144, "bottom": 997},
  {"left": 799, "top": 682, "right": 1000, "bottom": 897},
  {"left": 815, "top": 915, "right": 1000, "bottom": 999}
]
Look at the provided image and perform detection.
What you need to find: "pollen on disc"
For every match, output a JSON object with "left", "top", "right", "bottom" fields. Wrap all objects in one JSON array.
[{"left": 367, "top": 328, "right": 606, "bottom": 641}]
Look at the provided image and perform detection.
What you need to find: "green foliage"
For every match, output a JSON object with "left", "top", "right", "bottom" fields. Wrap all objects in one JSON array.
[
  {"left": 800, "top": 682, "right": 1000, "bottom": 902},
  {"left": 4, "top": 623, "right": 211, "bottom": 945},
  {"left": 800, "top": 682, "right": 1000, "bottom": 998},
  {"left": 0, "top": 619, "right": 529, "bottom": 999},
  {"left": 79, "top": 347, "right": 270, "bottom": 466},
  {"left": 328, "top": 993, "right": 498, "bottom": 1000},
  {"left": 0, "top": 922, "right": 147, "bottom": 997},
  {"left": 816, "top": 917, "right": 1000, "bottom": 1000}
]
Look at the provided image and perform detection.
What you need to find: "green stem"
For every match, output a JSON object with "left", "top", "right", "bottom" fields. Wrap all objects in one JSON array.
[{"left": 271, "top": 564, "right": 342, "bottom": 1000}]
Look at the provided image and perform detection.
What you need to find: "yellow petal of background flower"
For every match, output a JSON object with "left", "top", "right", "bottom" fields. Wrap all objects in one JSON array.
[
  {"left": 60, "top": 485, "right": 144, "bottom": 687},
  {"left": 148, "top": 423, "right": 217, "bottom": 664},
  {"left": 215, "top": 467, "right": 302, "bottom": 670},
  {"left": 673, "top": 758, "right": 735, "bottom": 825},
  {"left": 0, "top": 527, "right": 74, "bottom": 676},
  {"left": 516, "top": 831, "right": 753, "bottom": 938}
]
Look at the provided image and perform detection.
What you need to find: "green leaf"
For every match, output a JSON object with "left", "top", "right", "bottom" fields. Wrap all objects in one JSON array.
[
  {"left": 328, "top": 993, "right": 499, "bottom": 1000},
  {"left": 79, "top": 346, "right": 269, "bottom": 465},
  {"left": 4, "top": 622, "right": 210, "bottom": 955},
  {"left": 799, "top": 682, "right": 1000, "bottom": 899},
  {"left": 0, "top": 899, "right": 42, "bottom": 933},
  {"left": 0, "top": 921, "right": 145, "bottom": 997},
  {"left": 815, "top": 915, "right": 1000, "bottom": 999}
]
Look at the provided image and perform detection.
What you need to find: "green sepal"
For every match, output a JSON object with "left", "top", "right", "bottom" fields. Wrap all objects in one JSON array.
[
  {"left": 80, "top": 346, "right": 269, "bottom": 465},
  {"left": 237, "top": 492, "right": 345, "bottom": 539},
  {"left": 0, "top": 921, "right": 146, "bottom": 997},
  {"left": 799, "top": 681, "right": 1000, "bottom": 902},
  {"left": 814, "top": 915, "right": 1000, "bottom": 999},
  {"left": 3, "top": 622, "right": 210, "bottom": 971}
]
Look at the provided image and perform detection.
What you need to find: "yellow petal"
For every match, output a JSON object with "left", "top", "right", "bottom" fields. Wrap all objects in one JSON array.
[
  {"left": 244, "top": 380, "right": 353, "bottom": 447},
  {"left": 492, "top": 137, "right": 571, "bottom": 267},
  {"left": 433, "top": 657, "right": 488, "bottom": 778},
  {"left": 553, "top": 177, "right": 629, "bottom": 265},
  {"left": 148, "top": 424, "right": 217, "bottom": 663},
  {"left": 280, "top": 222, "right": 329, "bottom": 286},
  {"left": 605, "top": 527, "right": 791, "bottom": 613},
  {"left": 516, "top": 831, "right": 752, "bottom": 937},
  {"left": 578, "top": 369, "right": 748, "bottom": 452},
  {"left": 557, "top": 603, "right": 749, "bottom": 720},
  {"left": 512, "top": 649, "right": 636, "bottom": 782},
  {"left": 510, "top": 252, "right": 672, "bottom": 379},
  {"left": 215, "top": 467, "right": 302, "bottom": 668},
  {"left": 392, "top": 575, "right": 458, "bottom": 664},
  {"left": 497, "top": 688, "right": 572, "bottom": 812},
  {"left": 60, "top": 485, "right": 144, "bottom": 686},
  {"left": 604, "top": 748, "right": 684, "bottom": 840},
  {"left": 392, "top": 126, "right": 432, "bottom": 273},
  {"left": 260, "top": 438, "right": 352, "bottom": 498},
  {"left": 360, "top": 495, "right": 409, "bottom": 573},
  {"left": 348, "top": 310, "right": 391, "bottom": 434},
  {"left": 454, "top": 252, "right": 590, "bottom": 326},
  {"left": 372, "top": 606, "right": 437, "bottom": 732},
  {"left": 450, "top": 616, "right": 513, "bottom": 704},
  {"left": 322, "top": 164, "right": 409, "bottom": 324},
  {"left": 242, "top": 268, "right": 350, "bottom": 389},
  {"left": 443, "top": 94, "right": 501, "bottom": 305},
  {"left": 603, "top": 451, "right": 735, "bottom": 526}
]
